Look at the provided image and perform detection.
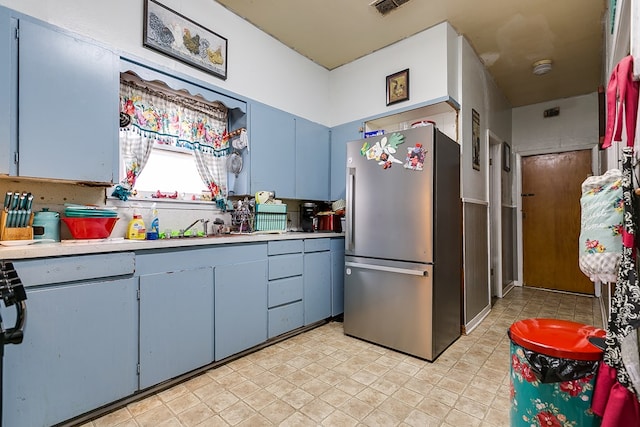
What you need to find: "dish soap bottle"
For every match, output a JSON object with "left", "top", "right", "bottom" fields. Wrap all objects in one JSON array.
[
  {"left": 127, "top": 214, "right": 146, "bottom": 240},
  {"left": 147, "top": 207, "right": 159, "bottom": 240}
]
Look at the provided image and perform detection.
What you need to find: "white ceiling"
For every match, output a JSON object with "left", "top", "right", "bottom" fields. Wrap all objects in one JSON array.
[{"left": 215, "top": 0, "right": 608, "bottom": 107}]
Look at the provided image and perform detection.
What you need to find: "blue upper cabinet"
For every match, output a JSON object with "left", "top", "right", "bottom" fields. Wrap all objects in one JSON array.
[
  {"left": 250, "top": 101, "right": 331, "bottom": 200},
  {"left": 295, "top": 117, "right": 330, "bottom": 200},
  {"left": 250, "top": 102, "right": 296, "bottom": 198},
  {"left": 0, "top": 8, "right": 13, "bottom": 175},
  {"left": 330, "top": 120, "right": 363, "bottom": 200},
  {"left": 16, "top": 18, "right": 118, "bottom": 183},
  {"left": 0, "top": 9, "right": 118, "bottom": 182}
]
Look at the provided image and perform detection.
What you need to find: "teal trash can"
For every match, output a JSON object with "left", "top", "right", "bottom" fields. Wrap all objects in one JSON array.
[{"left": 508, "top": 318, "right": 605, "bottom": 427}]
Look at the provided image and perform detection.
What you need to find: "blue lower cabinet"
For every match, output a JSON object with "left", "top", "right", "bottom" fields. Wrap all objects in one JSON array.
[
  {"left": 304, "top": 250, "right": 332, "bottom": 325},
  {"left": 139, "top": 267, "right": 215, "bottom": 389},
  {"left": 268, "top": 276, "right": 304, "bottom": 338},
  {"left": 3, "top": 278, "right": 138, "bottom": 427},
  {"left": 215, "top": 260, "right": 268, "bottom": 360},
  {"left": 268, "top": 301, "right": 304, "bottom": 338},
  {"left": 331, "top": 237, "right": 345, "bottom": 316},
  {"left": 268, "top": 276, "right": 303, "bottom": 307}
]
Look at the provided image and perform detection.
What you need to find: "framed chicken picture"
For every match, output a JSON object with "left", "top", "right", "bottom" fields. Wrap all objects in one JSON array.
[
  {"left": 386, "top": 69, "right": 409, "bottom": 106},
  {"left": 143, "top": 0, "right": 228, "bottom": 80}
]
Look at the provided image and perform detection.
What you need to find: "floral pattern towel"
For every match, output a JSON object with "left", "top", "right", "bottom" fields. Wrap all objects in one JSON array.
[
  {"left": 579, "top": 169, "right": 624, "bottom": 284},
  {"left": 510, "top": 341, "right": 601, "bottom": 427}
]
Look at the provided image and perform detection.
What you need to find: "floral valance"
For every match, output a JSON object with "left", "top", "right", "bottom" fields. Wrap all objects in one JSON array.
[
  {"left": 113, "top": 79, "right": 232, "bottom": 204},
  {"left": 119, "top": 80, "right": 230, "bottom": 156}
]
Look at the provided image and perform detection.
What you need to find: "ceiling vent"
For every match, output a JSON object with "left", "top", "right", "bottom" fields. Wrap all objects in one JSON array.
[{"left": 371, "top": 0, "right": 411, "bottom": 15}]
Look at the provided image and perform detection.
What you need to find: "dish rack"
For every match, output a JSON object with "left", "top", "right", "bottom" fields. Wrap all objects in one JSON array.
[
  {"left": 254, "top": 204, "right": 287, "bottom": 232},
  {"left": 231, "top": 204, "right": 254, "bottom": 233}
]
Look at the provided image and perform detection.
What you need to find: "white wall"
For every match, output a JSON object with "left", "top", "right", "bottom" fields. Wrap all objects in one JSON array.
[
  {"left": 0, "top": 0, "right": 332, "bottom": 125},
  {"left": 512, "top": 93, "right": 599, "bottom": 155},
  {"left": 329, "top": 22, "right": 456, "bottom": 126}
]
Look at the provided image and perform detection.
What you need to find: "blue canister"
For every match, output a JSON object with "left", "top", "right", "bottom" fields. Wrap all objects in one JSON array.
[{"left": 33, "top": 208, "right": 60, "bottom": 242}]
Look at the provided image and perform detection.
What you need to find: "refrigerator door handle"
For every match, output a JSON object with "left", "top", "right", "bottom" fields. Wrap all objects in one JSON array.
[
  {"left": 345, "top": 261, "right": 429, "bottom": 277},
  {"left": 346, "top": 167, "right": 355, "bottom": 251}
]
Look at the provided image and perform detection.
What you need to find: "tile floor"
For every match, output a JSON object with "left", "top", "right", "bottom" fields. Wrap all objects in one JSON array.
[{"left": 83, "top": 286, "right": 603, "bottom": 427}]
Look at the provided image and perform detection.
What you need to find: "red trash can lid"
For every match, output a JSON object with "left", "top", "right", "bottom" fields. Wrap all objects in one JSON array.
[{"left": 509, "top": 318, "right": 606, "bottom": 361}]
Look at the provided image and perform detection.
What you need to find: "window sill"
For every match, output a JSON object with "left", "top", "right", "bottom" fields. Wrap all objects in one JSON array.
[{"left": 106, "top": 195, "right": 224, "bottom": 212}]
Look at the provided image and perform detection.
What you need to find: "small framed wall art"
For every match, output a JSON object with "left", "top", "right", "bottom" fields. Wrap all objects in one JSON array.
[
  {"left": 472, "top": 109, "right": 480, "bottom": 171},
  {"left": 386, "top": 69, "right": 409, "bottom": 106},
  {"left": 143, "top": 0, "right": 228, "bottom": 80}
]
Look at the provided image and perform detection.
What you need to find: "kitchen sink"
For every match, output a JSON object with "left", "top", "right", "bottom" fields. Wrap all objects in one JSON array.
[{"left": 159, "top": 233, "right": 245, "bottom": 240}]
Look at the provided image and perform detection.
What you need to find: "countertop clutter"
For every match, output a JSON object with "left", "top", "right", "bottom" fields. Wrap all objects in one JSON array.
[
  {"left": 0, "top": 191, "right": 35, "bottom": 241},
  {"left": 0, "top": 231, "right": 345, "bottom": 260}
]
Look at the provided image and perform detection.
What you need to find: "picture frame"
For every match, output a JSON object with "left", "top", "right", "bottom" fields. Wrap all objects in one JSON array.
[
  {"left": 503, "top": 142, "right": 511, "bottom": 172},
  {"left": 386, "top": 69, "right": 409, "bottom": 106},
  {"left": 143, "top": 0, "right": 228, "bottom": 80},
  {"left": 472, "top": 109, "right": 480, "bottom": 171}
]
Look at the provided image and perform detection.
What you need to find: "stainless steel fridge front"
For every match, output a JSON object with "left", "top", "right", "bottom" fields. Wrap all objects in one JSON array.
[
  {"left": 344, "top": 256, "right": 435, "bottom": 360},
  {"left": 343, "top": 125, "right": 461, "bottom": 362},
  {"left": 344, "top": 127, "right": 435, "bottom": 263}
]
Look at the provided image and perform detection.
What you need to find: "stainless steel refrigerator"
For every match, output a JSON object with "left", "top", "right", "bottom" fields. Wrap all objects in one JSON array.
[{"left": 343, "top": 124, "right": 461, "bottom": 361}]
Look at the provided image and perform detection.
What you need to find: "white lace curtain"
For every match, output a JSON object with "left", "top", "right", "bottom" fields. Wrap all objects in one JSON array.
[{"left": 115, "top": 79, "right": 230, "bottom": 203}]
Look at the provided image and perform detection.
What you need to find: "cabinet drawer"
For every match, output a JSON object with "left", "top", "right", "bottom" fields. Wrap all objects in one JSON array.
[
  {"left": 268, "top": 276, "right": 303, "bottom": 308},
  {"left": 268, "top": 254, "right": 303, "bottom": 280},
  {"left": 268, "top": 301, "right": 303, "bottom": 338},
  {"left": 268, "top": 239, "right": 303, "bottom": 255},
  {"left": 12, "top": 252, "right": 135, "bottom": 287},
  {"left": 304, "top": 238, "right": 330, "bottom": 252}
]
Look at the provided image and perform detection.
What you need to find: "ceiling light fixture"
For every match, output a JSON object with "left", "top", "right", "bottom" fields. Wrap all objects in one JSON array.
[{"left": 532, "top": 59, "right": 553, "bottom": 75}]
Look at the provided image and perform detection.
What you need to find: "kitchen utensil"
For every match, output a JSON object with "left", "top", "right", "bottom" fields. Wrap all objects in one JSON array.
[
  {"left": 33, "top": 208, "right": 61, "bottom": 242},
  {"left": 61, "top": 217, "right": 119, "bottom": 239},
  {"left": 64, "top": 204, "right": 118, "bottom": 217},
  {"left": 3, "top": 192, "right": 11, "bottom": 210},
  {"left": 316, "top": 212, "right": 342, "bottom": 232},
  {"left": 227, "top": 151, "right": 243, "bottom": 177}
]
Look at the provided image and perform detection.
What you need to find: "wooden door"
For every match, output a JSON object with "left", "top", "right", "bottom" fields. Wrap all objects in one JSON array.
[{"left": 522, "top": 150, "right": 594, "bottom": 294}]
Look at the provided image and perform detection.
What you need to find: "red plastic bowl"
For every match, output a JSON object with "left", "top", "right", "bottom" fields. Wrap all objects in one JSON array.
[{"left": 61, "top": 217, "right": 119, "bottom": 239}]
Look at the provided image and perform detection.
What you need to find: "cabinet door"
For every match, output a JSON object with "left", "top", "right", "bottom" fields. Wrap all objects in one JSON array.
[
  {"left": 139, "top": 267, "right": 214, "bottom": 389},
  {"left": 3, "top": 278, "right": 138, "bottom": 427},
  {"left": 330, "top": 120, "right": 363, "bottom": 200},
  {"left": 331, "top": 237, "right": 345, "bottom": 316},
  {"left": 0, "top": 10, "right": 15, "bottom": 175},
  {"left": 215, "top": 259, "right": 268, "bottom": 360},
  {"left": 227, "top": 107, "right": 250, "bottom": 196},
  {"left": 250, "top": 102, "right": 295, "bottom": 198},
  {"left": 18, "top": 19, "right": 118, "bottom": 182},
  {"left": 295, "top": 117, "right": 330, "bottom": 200},
  {"left": 304, "top": 250, "right": 332, "bottom": 325}
]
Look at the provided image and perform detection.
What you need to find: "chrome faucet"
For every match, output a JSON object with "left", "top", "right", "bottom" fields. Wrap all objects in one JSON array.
[{"left": 180, "top": 218, "right": 204, "bottom": 237}]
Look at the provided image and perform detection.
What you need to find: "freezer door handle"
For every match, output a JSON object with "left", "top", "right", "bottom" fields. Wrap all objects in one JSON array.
[
  {"left": 346, "top": 167, "right": 355, "bottom": 251},
  {"left": 345, "top": 261, "right": 429, "bottom": 277}
]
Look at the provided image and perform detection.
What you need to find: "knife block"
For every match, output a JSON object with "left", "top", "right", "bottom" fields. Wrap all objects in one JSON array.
[{"left": 0, "top": 210, "right": 34, "bottom": 241}]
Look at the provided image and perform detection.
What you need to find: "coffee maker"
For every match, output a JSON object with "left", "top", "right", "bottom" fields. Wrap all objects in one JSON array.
[{"left": 300, "top": 202, "right": 316, "bottom": 232}]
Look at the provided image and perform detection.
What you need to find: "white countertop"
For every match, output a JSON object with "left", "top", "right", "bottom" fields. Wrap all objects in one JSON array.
[{"left": 0, "top": 232, "right": 344, "bottom": 260}]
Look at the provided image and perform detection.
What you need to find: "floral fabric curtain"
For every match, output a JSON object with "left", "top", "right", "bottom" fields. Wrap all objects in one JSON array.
[
  {"left": 115, "top": 79, "right": 229, "bottom": 202},
  {"left": 193, "top": 142, "right": 228, "bottom": 209}
]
